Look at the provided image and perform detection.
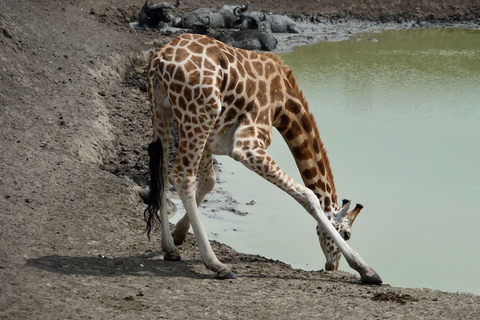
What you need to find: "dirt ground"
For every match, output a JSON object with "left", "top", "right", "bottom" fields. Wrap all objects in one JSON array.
[{"left": 1, "top": 0, "right": 480, "bottom": 319}]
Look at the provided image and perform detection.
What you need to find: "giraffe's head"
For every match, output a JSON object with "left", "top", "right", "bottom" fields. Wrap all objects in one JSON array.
[{"left": 317, "top": 200, "right": 363, "bottom": 271}]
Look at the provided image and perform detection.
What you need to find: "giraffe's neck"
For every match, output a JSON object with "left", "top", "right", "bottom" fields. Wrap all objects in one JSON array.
[{"left": 273, "top": 71, "right": 338, "bottom": 213}]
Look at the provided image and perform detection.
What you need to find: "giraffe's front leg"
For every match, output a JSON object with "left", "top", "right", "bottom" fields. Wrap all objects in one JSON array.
[{"left": 231, "top": 142, "right": 381, "bottom": 284}]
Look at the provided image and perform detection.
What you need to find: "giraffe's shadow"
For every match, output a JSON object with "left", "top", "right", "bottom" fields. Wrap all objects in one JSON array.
[
  {"left": 27, "top": 251, "right": 362, "bottom": 285},
  {"left": 26, "top": 251, "right": 210, "bottom": 279}
]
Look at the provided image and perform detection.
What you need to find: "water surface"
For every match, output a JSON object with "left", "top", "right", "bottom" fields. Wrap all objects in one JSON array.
[{"left": 173, "top": 29, "right": 480, "bottom": 294}]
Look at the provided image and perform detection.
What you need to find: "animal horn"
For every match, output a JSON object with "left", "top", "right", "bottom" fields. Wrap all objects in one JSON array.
[
  {"left": 171, "top": 0, "right": 180, "bottom": 10},
  {"left": 346, "top": 204, "right": 363, "bottom": 225},
  {"left": 240, "top": 1, "right": 249, "bottom": 12},
  {"left": 233, "top": 7, "right": 242, "bottom": 17},
  {"left": 204, "top": 16, "right": 211, "bottom": 27},
  {"left": 337, "top": 200, "right": 351, "bottom": 220}
]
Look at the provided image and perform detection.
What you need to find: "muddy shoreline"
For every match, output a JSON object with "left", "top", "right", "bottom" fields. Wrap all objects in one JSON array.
[{"left": 2, "top": 0, "right": 480, "bottom": 318}]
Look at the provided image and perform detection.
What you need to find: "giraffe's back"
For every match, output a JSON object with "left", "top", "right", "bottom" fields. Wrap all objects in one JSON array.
[{"left": 148, "top": 33, "right": 301, "bottom": 155}]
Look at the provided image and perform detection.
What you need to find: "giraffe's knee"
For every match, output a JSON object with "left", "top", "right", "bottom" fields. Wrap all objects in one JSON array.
[
  {"left": 231, "top": 149, "right": 245, "bottom": 162},
  {"left": 198, "top": 173, "right": 216, "bottom": 194},
  {"left": 169, "top": 170, "right": 196, "bottom": 194}
]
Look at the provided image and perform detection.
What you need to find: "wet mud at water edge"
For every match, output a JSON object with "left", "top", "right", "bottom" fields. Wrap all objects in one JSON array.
[{"left": 2, "top": 0, "right": 480, "bottom": 319}]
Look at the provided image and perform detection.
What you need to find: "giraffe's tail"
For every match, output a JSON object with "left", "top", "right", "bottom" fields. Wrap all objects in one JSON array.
[{"left": 144, "top": 138, "right": 164, "bottom": 240}]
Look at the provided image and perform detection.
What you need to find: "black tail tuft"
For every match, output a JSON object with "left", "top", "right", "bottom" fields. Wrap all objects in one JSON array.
[{"left": 144, "top": 138, "right": 164, "bottom": 239}]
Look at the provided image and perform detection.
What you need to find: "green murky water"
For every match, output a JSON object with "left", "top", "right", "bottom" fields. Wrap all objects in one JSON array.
[{"left": 173, "top": 29, "right": 480, "bottom": 294}]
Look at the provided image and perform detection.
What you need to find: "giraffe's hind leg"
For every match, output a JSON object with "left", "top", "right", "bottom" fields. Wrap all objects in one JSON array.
[
  {"left": 169, "top": 112, "right": 236, "bottom": 279},
  {"left": 172, "top": 153, "right": 216, "bottom": 245},
  {"left": 148, "top": 89, "right": 180, "bottom": 261}
]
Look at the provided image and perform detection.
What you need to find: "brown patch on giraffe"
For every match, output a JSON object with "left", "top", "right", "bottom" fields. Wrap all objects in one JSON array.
[
  {"left": 270, "top": 75, "right": 284, "bottom": 102},
  {"left": 236, "top": 62, "right": 246, "bottom": 78},
  {"left": 324, "top": 197, "right": 331, "bottom": 210},
  {"left": 235, "top": 82, "right": 244, "bottom": 95},
  {"left": 285, "top": 99, "right": 302, "bottom": 114},
  {"left": 301, "top": 114, "right": 313, "bottom": 133},
  {"left": 224, "top": 108, "right": 237, "bottom": 123},
  {"left": 183, "top": 87, "right": 192, "bottom": 102},
  {"left": 219, "top": 56, "right": 228, "bottom": 69},
  {"left": 165, "top": 63, "right": 176, "bottom": 78},
  {"left": 302, "top": 167, "right": 318, "bottom": 180},
  {"left": 292, "top": 140, "right": 313, "bottom": 161},
  {"left": 284, "top": 121, "right": 302, "bottom": 141},
  {"left": 317, "top": 160, "right": 326, "bottom": 176},
  {"left": 204, "top": 58, "right": 216, "bottom": 71},
  {"left": 202, "top": 76, "right": 214, "bottom": 86},
  {"left": 276, "top": 114, "right": 290, "bottom": 132},
  {"left": 234, "top": 97, "right": 246, "bottom": 109},
  {"left": 316, "top": 180, "right": 326, "bottom": 192},
  {"left": 244, "top": 60, "right": 253, "bottom": 76},
  {"left": 224, "top": 94, "right": 235, "bottom": 105},
  {"left": 190, "top": 55, "right": 203, "bottom": 69},
  {"left": 202, "top": 87, "right": 213, "bottom": 98},
  {"left": 264, "top": 61, "right": 276, "bottom": 78},
  {"left": 220, "top": 74, "right": 228, "bottom": 92},
  {"left": 163, "top": 46, "right": 174, "bottom": 58},
  {"left": 187, "top": 42, "right": 204, "bottom": 54},
  {"left": 257, "top": 80, "right": 268, "bottom": 105},
  {"left": 170, "top": 82, "right": 183, "bottom": 93},
  {"left": 187, "top": 102, "right": 197, "bottom": 114},
  {"left": 252, "top": 60, "right": 264, "bottom": 77},
  {"left": 193, "top": 87, "right": 201, "bottom": 98},
  {"left": 197, "top": 36, "right": 214, "bottom": 46},
  {"left": 237, "top": 126, "right": 256, "bottom": 139},
  {"left": 313, "top": 139, "right": 320, "bottom": 153},
  {"left": 178, "top": 39, "right": 190, "bottom": 47},
  {"left": 227, "top": 68, "right": 239, "bottom": 91},
  {"left": 224, "top": 52, "right": 235, "bottom": 64},
  {"left": 257, "top": 108, "right": 270, "bottom": 124},
  {"left": 174, "top": 48, "right": 189, "bottom": 63},
  {"left": 245, "top": 78, "right": 257, "bottom": 99}
]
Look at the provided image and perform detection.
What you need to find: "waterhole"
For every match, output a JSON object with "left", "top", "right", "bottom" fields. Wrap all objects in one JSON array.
[{"left": 173, "top": 28, "right": 480, "bottom": 294}]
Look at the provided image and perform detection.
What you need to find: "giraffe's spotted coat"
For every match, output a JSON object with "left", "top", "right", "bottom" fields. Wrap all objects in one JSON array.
[{"left": 146, "top": 34, "right": 365, "bottom": 274}]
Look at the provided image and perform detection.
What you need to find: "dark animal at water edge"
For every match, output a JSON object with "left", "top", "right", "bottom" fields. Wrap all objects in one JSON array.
[
  {"left": 138, "top": 0, "right": 181, "bottom": 28},
  {"left": 234, "top": 11, "right": 301, "bottom": 33},
  {"left": 182, "top": 2, "right": 249, "bottom": 29},
  {"left": 217, "top": 30, "right": 277, "bottom": 51}
]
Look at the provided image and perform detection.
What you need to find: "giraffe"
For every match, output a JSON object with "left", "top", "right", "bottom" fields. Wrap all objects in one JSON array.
[{"left": 144, "top": 33, "right": 382, "bottom": 284}]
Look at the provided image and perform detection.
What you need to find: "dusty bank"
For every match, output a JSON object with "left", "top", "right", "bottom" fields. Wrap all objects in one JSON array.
[{"left": 1, "top": 0, "right": 480, "bottom": 319}]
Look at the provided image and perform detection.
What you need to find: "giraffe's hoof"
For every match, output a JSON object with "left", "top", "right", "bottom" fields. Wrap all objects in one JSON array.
[
  {"left": 163, "top": 251, "right": 181, "bottom": 261},
  {"left": 172, "top": 230, "right": 186, "bottom": 246},
  {"left": 361, "top": 272, "right": 382, "bottom": 285},
  {"left": 215, "top": 270, "right": 238, "bottom": 280}
]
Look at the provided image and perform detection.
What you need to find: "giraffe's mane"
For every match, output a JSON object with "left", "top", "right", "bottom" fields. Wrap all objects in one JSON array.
[{"left": 263, "top": 52, "right": 338, "bottom": 204}]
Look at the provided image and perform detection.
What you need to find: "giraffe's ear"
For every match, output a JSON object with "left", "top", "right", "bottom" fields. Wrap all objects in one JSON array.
[
  {"left": 337, "top": 200, "right": 351, "bottom": 220},
  {"left": 346, "top": 204, "right": 363, "bottom": 226}
]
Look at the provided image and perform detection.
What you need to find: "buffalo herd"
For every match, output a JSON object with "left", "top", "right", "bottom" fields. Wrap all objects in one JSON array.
[{"left": 137, "top": 1, "right": 302, "bottom": 51}]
